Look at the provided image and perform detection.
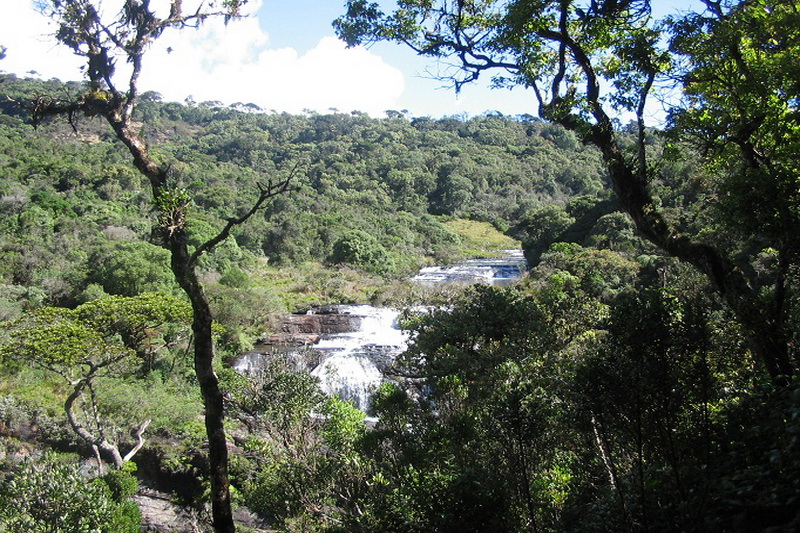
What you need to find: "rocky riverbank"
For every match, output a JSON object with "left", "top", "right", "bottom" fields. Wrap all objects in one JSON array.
[{"left": 256, "top": 305, "right": 364, "bottom": 346}]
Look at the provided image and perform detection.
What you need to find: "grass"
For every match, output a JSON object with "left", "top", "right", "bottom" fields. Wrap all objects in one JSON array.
[{"left": 442, "top": 219, "right": 521, "bottom": 256}]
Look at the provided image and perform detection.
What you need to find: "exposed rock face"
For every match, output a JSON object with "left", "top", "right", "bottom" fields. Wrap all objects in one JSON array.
[
  {"left": 135, "top": 490, "right": 271, "bottom": 533},
  {"left": 283, "top": 311, "right": 363, "bottom": 334},
  {"left": 134, "top": 490, "right": 204, "bottom": 533},
  {"left": 261, "top": 332, "right": 322, "bottom": 346},
  {"left": 258, "top": 308, "right": 363, "bottom": 346}
]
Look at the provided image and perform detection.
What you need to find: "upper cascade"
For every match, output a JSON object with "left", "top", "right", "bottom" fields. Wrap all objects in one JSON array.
[{"left": 412, "top": 249, "right": 527, "bottom": 286}]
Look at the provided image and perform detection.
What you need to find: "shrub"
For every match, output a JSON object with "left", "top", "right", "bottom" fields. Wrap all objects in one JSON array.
[
  {"left": 0, "top": 454, "right": 141, "bottom": 533},
  {"left": 330, "top": 230, "right": 393, "bottom": 274}
]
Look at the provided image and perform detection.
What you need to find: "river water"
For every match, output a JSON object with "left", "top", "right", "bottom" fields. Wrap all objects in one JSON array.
[
  {"left": 412, "top": 249, "right": 526, "bottom": 287},
  {"left": 235, "top": 250, "right": 526, "bottom": 413},
  {"left": 309, "top": 305, "right": 407, "bottom": 412}
]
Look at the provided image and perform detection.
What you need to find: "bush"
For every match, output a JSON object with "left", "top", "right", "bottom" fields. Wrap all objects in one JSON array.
[
  {"left": 0, "top": 454, "right": 141, "bottom": 533},
  {"left": 330, "top": 230, "right": 394, "bottom": 274},
  {"left": 102, "top": 461, "right": 140, "bottom": 501}
]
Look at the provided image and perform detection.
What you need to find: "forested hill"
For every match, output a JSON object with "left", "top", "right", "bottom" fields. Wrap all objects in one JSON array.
[
  {"left": 2, "top": 71, "right": 799, "bottom": 533},
  {"left": 0, "top": 72, "right": 617, "bottom": 306}
]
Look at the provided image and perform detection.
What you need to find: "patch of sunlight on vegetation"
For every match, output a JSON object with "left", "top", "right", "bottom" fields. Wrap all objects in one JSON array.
[{"left": 443, "top": 219, "right": 521, "bottom": 257}]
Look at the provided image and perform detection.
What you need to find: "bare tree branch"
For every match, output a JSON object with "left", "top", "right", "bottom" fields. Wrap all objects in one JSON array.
[
  {"left": 123, "top": 418, "right": 152, "bottom": 462},
  {"left": 188, "top": 165, "right": 299, "bottom": 267}
]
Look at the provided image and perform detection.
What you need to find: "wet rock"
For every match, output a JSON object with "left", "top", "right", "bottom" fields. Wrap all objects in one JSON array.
[
  {"left": 282, "top": 313, "right": 363, "bottom": 335},
  {"left": 260, "top": 332, "right": 321, "bottom": 346},
  {"left": 236, "top": 345, "right": 322, "bottom": 373}
]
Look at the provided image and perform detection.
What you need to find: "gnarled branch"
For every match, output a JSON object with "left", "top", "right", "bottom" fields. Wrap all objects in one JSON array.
[{"left": 189, "top": 164, "right": 300, "bottom": 267}]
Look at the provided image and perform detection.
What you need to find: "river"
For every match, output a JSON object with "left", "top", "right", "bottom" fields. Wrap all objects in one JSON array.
[{"left": 234, "top": 250, "right": 527, "bottom": 414}]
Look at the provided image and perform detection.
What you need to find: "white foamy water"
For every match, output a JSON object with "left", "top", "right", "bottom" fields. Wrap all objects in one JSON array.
[
  {"left": 412, "top": 250, "right": 526, "bottom": 286},
  {"left": 311, "top": 305, "right": 407, "bottom": 412},
  {"left": 310, "top": 305, "right": 407, "bottom": 413},
  {"left": 234, "top": 305, "right": 406, "bottom": 414}
]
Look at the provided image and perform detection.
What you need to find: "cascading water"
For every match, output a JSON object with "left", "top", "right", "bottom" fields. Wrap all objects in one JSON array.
[
  {"left": 309, "top": 305, "right": 407, "bottom": 413},
  {"left": 235, "top": 250, "right": 526, "bottom": 414},
  {"left": 412, "top": 249, "right": 527, "bottom": 286}
]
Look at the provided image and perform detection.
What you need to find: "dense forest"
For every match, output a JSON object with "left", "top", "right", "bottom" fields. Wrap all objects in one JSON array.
[
  {"left": 0, "top": 73, "right": 615, "bottom": 309},
  {"left": 2, "top": 0, "right": 800, "bottom": 532}
]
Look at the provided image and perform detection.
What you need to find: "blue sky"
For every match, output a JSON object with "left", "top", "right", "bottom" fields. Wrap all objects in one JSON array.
[{"left": 1, "top": 0, "right": 699, "bottom": 119}]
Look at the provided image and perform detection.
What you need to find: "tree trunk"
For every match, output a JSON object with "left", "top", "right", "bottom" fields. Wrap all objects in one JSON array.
[
  {"left": 169, "top": 234, "right": 235, "bottom": 533},
  {"left": 101, "top": 108, "right": 237, "bottom": 532},
  {"left": 65, "top": 381, "right": 125, "bottom": 469},
  {"left": 32, "top": 3, "right": 247, "bottom": 529}
]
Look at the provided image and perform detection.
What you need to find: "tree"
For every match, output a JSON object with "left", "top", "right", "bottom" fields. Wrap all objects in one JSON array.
[
  {"left": 512, "top": 204, "right": 575, "bottom": 264},
  {"left": 224, "top": 361, "right": 370, "bottom": 529},
  {"left": 24, "top": 2, "right": 294, "bottom": 530},
  {"left": 665, "top": 0, "right": 800, "bottom": 381},
  {"left": 88, "top": 240, "right": 176, "bottom": 297},
  {"left": 352, "top": 283, "right": 609, "bottom": 532},
  {"left": 335, "top": 0, "right": 798, "bottom": 383},
  {"left": 0, "top": 293, "right": 191, "bottom": 469},
  {"left": 331, "top": 229, "right": 394, "bottom": 274}
]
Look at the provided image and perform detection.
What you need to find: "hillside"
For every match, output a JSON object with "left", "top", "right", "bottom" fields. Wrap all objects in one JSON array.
[
  {"left": 1, "top": 70, "right": 798, "bottom": 533},
  {"left": 0, "top": 73, "right": 614, "bottom": 310}
]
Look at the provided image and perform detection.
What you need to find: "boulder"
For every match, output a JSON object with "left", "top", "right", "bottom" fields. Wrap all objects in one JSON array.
[
  {"left": 135, "top": 489, "right": 272, "bottom": 532},
  {"left": 134, "top": 490, "right": 203, "bottom": 533}
]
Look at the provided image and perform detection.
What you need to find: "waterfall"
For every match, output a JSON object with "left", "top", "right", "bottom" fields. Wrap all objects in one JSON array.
[
  {"left": 310, "top": 306, "right": 406, "bottom": 413},
  {"left": 234, "top": 251, "right": 526, "bottom": 415}
]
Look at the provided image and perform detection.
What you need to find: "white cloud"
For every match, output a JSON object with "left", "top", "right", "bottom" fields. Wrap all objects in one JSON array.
[
  {"left": 0, "top": 1, "right": 84, "bottom": 80},
  {"left": 143, "top": 29, "right": 405, "bottom": 116},
  {"left": 2, "top": 0, "right": 405, "bottom": 116}
]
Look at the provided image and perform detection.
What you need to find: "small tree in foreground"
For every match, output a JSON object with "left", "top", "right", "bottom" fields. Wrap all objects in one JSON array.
[
  {"left": 22, "top": 1, "right": 296, "bottom": 531},
  {"left": 0, "top": 292, "right": 191, "bottom": 469}
]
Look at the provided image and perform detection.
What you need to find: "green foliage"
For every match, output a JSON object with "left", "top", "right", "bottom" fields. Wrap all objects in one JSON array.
[
  {"left": 94, "top": 373, "right": 202, "bottom": 434},
  {"left": 331, "top": 261, "right": 800, "bottom": 532},
  {"left": 75, "top": 282, "right": 111, "bottom": 303},
  {"left": 320, "top": 396, "right": 367, "bottom": 454},
  {"left": 0, "top": 293, "right": 195, "bottom": 470},
  {"left": 102, "top": 461, "right": 140, "bottom": 501},
  {"left": 701, "top": 382, "right": 800, "bottom": 532},
  {"left": 219, "top": 265, "right": 250, "bottom": 288},
  {"left": 532, "top": 242, "right": 640, "bottom": 301},
  {"left": 74, "top": 291, "right": 191, "bottom": 333},
  {"left": 1, "top": 292, "right": 191, "bottom": 374},
  {"left": 667, "top": 0, "right": 800, "bottom": 246},
  {"left": 330, "top": 229, "right": 394, "bottom": 274},
  {"left": 88, "top": 241, "right": 177, "bottom": 297},
  {"left": 0, "top": 454, "right": 141, "bottom": 533},
  {"left": 227, "top": 361, "right": 374, "bottom": 529},
  {"left": 1, "top": 306, "right": 131, "bottom": 371},
  {"left": 346, "top": 284, "right": 607, "bottom": 532},
  {"left": 512, "top": 204, "right": 575, "bottom": 262}
]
